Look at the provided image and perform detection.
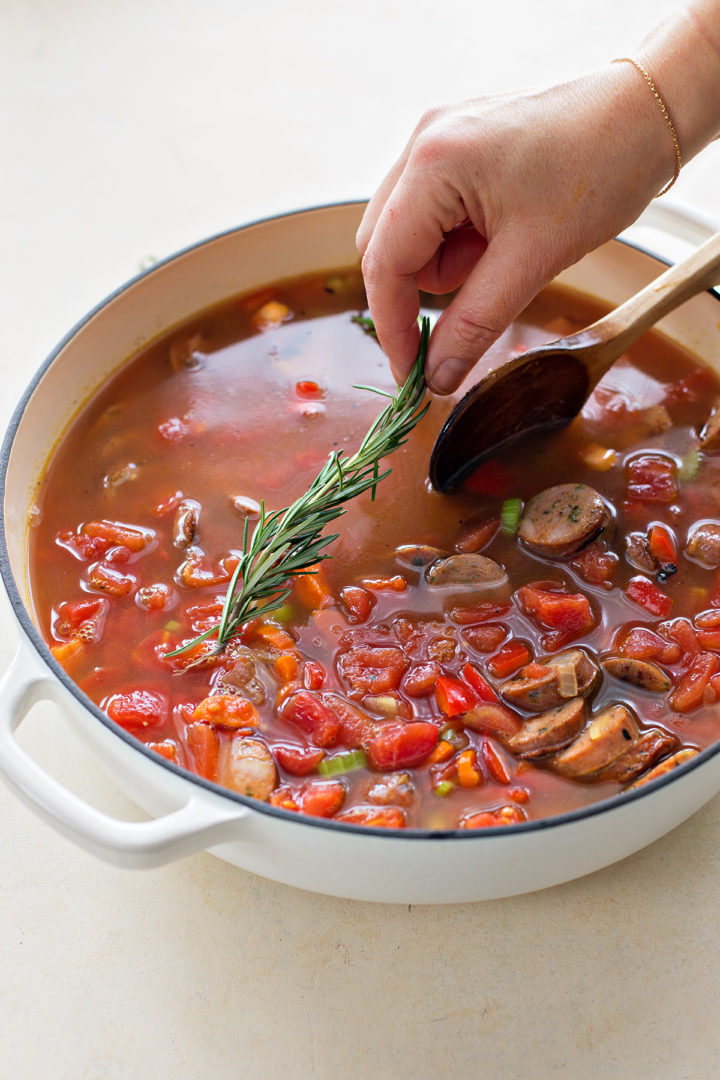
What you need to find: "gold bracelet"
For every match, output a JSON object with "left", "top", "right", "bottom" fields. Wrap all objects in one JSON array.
[{"left": 612, "top": 56, "right": 682, "bottom": 196}]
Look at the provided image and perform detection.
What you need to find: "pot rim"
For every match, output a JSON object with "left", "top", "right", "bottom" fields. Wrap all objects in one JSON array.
[{"left": 2, "top": 200, "right": 720, "bottom": 842}]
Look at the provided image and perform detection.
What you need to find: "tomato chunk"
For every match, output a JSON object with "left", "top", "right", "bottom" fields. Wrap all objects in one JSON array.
[
  {"left": 298, "top": 779, "right": 346, "bottom": 818},
  {"left": 517, "top": 583, "right": 595, "bottom": 648},
  {"left": 626, "top": 576, "right": 672, "bottom": 618},
  {"left": 365, "top": 722, "right": 438, "bottom": 770},
  {"left": 274, "top": 744, "right": 325, "bottom": 776},
  {"left": 461, "top": 663, "right": 499, "bottom": 702},
  {"left": 105, "top": 689, "right": 168, "bottom": 731},
  {"left": 460, "top": 805, "right": 526, "bottom": 829},
  {"left": 186, "top": 721, "right": 219, "bottom": 780},
  {"left": 335, "top": 805, "right": 406, "bottom": 828},
  {"left": 626, "top": 456, "right": 677, "bottom": 503},
  {"left": 340, "top": 585, "right": 375, "bottom": 624},
  {"left": 669, "top": 652, "right": 720, "bottom": 713},
  {"left": 280, "top": 690, "right": 340, "bottom": 747},
  {"left": 338, "top": 644, "right": 408, "bottom": 694}
]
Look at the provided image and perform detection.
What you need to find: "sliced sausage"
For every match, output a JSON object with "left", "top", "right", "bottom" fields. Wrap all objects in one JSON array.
[
  {"left": 426, "top": 553, "right": 508, "bottom": 589},
  {"left": 506, "top": 697, "right": 586, "bottom": 759},
  {"left": 599, "top": 728, "right": 680, "bottom": 784},
  {"left": 501, "top": 649, "right": 598, "bottom": 712},
  {"left": 601, "top": 656, "right": 672, "bottom": 693},
  {"left": 462, "top": 702, "right": 523, "bottom": 739},
  {"left": 627, "top": 747, "right": 699, "bottom": 788},
  {"left": 699, "top": 398, "right": 720, "bottom": 450},
  {"left": 223, "top": 737, "right": 277, "bottom": 799},
  {"left": 684, "top": 522, "right": 720, "bottom": 567},
  {"left": 366, "top": 771, "right": 416, "bottom": 807},
  {"left": 552, "top": 704, "right": 640, "bottom": 779},
  {"left": 518, "top": 483, "right": 610, "bottom": 558},
  {"left": 173, "top": 498, "right": 200, "bottom": 549}
]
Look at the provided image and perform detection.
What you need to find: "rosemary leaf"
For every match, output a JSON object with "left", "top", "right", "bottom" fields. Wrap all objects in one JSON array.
[{"left": 169, "top": 316, "right": 430, "bottom": 661}]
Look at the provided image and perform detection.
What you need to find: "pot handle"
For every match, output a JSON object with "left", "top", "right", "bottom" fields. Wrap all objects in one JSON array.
[{"left": 0, "top": 645, "right": 250, "bottom": 868}]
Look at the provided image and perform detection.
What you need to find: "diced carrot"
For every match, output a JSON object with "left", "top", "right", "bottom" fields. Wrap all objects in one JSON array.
[
  {"left": 193, "top": 694, "right": 257, "bottom": 730},
  {"left": 660, "top": 618, "right": 699, "bottom": 656},
  {"left": 362, "top": 575, "right": 408, "bottom": 592},
  {"left": 88, "top": 562, "right": 136, "bottom": 596},
  {"left": 697, "top": 629, "right": 720, "bottom": 650},
  {"left": 669, "top": 652, "right": 720, "bottom": 712},
  {"left": 578, "top": 443, "right": 618, "bottom": 471},
  {"left": 186, "top": 721, "right": 219, "bottom": 780},
  {"left": 426, "top": 740, "right": 455, "bottom": 765},
  {"left": 481, "top": 740, "right": 511, "bottom": 784},
  {"left": 50, "top": 638, "right": 84, "bottom": 667},
  {"left": 252, "top": 623, "right": 296, "bottom": 651},
  {"left": 508, "top": 785, "right": 530, "bottom": 804},
  {"left": 274, "top": 653, "right": 300, "bottom": 683},
  {"left": 456, "top": 748, "right": 482, "bottom": 788},
  {"left": 293, "top": 563, "right": 335, "bottom": 611},
  {"left": 695, "top": 608, "right": 720, "bottom": 629},
  {"left": 486, "top": 640, "right": 531, "bottom": 678}
]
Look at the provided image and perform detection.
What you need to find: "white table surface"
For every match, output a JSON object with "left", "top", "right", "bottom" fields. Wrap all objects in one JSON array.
[{"left": 2, "top": 2, "right": 719, "bottom": 1077}]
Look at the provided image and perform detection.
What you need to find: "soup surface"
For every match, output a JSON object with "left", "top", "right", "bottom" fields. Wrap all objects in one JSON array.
[{"left": 30, "top": 268, "right": 720, "bottom": 830}]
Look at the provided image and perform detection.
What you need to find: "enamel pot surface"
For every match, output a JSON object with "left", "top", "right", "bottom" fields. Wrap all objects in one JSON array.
[{"left": 2, "top": 202, "right": 720, "bottom": 904}]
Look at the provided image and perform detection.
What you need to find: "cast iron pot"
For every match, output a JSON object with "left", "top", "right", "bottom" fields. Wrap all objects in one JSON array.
[{"left": 1, "top": 202, "right": 719, "bottom": 903}]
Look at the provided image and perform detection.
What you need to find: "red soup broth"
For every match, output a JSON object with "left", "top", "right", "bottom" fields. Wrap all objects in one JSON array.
[{"left": 28, "top": 268, "right": 720, "bottom": 830}]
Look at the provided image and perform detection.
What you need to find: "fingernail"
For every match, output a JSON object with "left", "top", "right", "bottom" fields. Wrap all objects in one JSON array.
[{"left": 429, "top": 359, "right": 467, "bottom": 395}]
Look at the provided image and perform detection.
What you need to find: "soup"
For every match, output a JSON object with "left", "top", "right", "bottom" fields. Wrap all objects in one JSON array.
[{"left": 28, "top": 268, "right": 720, "bottom": 830}]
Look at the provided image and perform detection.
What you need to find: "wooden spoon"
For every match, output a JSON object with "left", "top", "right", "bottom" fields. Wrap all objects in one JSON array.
[{"left": 429, "top": 231, "right": 720, "bottom": 493}]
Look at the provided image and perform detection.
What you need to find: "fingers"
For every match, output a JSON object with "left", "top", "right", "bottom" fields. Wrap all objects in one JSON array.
[{"left": 425, "top": 231, "right": 549, "bottom": 394}]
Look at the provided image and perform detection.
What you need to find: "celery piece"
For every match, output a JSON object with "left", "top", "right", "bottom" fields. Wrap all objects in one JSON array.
[
  {"left": 500, "top": 497, "right": 523, "bottom": 535},
  {"left": 317, "top": 749, "right": 368, "bottom": 777},
  {"left": 433, "top": 780, "right": 454, "bottom": 798},
  {"left": 678, "top": 448, "right": 701, "bottom": 481}
]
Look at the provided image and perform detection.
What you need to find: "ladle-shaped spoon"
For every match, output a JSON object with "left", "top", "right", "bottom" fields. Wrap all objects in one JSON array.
[{"left": 429, "top": 230, "right": 720, "bottom": 493}]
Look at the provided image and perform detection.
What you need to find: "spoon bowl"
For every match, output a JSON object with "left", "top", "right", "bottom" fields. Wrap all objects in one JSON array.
[{"left": 430, "top": 230, "right": 720, "bottom": 492}]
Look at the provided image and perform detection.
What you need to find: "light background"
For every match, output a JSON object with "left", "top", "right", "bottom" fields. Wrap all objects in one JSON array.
[{"left": 1, "top": 2, "right": 719, "bottom": 1078}]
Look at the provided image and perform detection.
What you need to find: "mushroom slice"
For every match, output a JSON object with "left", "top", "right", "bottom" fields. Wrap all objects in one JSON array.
[
  {"left": 507, "top": 697, "right": 586, "bottom": 759},
  {"left": 627, "top": 748, "right": 699, "bottom": 788},
  {"left": 699, "top": 397, "right": 720, "bottom": 450},
  {"left": 518, "top": 483, "right": 610, "bottom": 557},
  {"left": 601, "top": 656, "right": 672, "bottom": 693},
  {"left": 599, "top": 728, "right": 680, "bottom": 784},
  {"left": 552, "top": 704, "right": 640, "bottom": 779},
  {"left": 684, "top": 522, "right": 720, "bottom": 568},
  {"left": 426, "top": 553, "right": 507, "bottom": 589},
  {"left": 395, "top": 544, "right": 447, "bottom": 569}
]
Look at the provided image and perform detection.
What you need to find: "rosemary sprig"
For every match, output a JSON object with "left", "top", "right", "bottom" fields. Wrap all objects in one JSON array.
[{"left": 169, "top": 316, "right": 431, "bottom": 661}]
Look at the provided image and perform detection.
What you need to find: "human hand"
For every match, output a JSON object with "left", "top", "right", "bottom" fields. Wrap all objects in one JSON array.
[{"left": 356, "top": 67, "right": 679, "bottom": 394}]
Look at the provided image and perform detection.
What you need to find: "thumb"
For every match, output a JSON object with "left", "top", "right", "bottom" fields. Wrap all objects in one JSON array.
[{"left": 426, "top": 232, "right": 551, "bottom": 395}]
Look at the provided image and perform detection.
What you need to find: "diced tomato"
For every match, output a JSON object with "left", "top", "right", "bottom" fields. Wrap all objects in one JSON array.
[
  {"left": 569, "top": 543, "right": 618, "bottom": 588},
  {"left": 54, "top": 597, "right": 109, "bottom": 640},
  {"left": 335, "top": 805, "right": 406, "bottom": 828},
  {"left": 340, "top": 585, "right": 375, "bottom": 624},
  {"left": 694, "top": 608, "right": 720, "bottom": 629},
  {"left": 88, "top": 562, "right": 136, "bottom": 597},
  {"left": 136, "top": 583, "right": 174, "bottom": 611},
  {"left": 153, "top": 490, "right": 185, "bottom": 516},
  {"left": 625, "top": 576, "right": 672, "bottom": 618},
  {"left": 517, "top": 584, "right": 595, "bottom": 649},
  {"left": 402, "top": 661, "right": 441, "bottom": 698},
  {"left": 250, "top": 623, "right": 296, "bottom": 651},
  {"left": 302, "top": 660, "right": 326, "bottom": 690},
  {"left": 454, "top": 516, "right": 500, "bottom": 553},
  {"left": 147, "top": 739, "right": 180, "bottom": 763},
  {"left": 486, "top": 640, "right": 531, "bottom": 678},
  {"left": 338, "top": 644, "right": 409, "bottom": 694},
  {"left": 322, "top": 695, "right": 375, "bottom": 748},
  {"left": 669, "top": 652, "right": 720, "bottom": 712},
  {"left": 647, "top": 523, "right": 678, "bottom": 567},
  {"left": 435, "top": 674, "right": 478, "bottom": 717},
  {"left": 481, "top": 740, "right": 511, "bottom": 784},
  {"left": 449, "top": 601, "right": 512, "bottom": 626},
  {"left": 50, "top": 638, "right": 84, "bottom": 669},
  {"left": 56, "top": 529, "right": 111, "bottom": 561},
  {"left": 464, "top": 458, "right": 513, "bottom": 496},
  {"left": 280, "top": 690, "right": 340, "bottom": 747},
  {"left": 161, "top": 636, "right": 221, "bottom": 673},
  {"left": 105, "top": 689, "right": 168, "bottom": 731},
  {"left": 186, "top": 721, "right": 219, "bottom": 780},
  {"left": 618, "top": 626, "right": 681, "bottom": 663},
  {"left": 461, "top": 663, "right": 499, "bottom": 702},
  {"left": 298, "top": 779, "right": 346, "bottom": 818},
  {"left": 460, "top": 805, "right": 526, "bottom": 829},
  {"left": 184, "top": 598, "right": 225, "bottom": 633},
  {"left": 365, "top": 722, "right": 438, "bottom": 770},
  {"left": 193, "top": 694, "right": 257, "bottom": 730},
  {"left": 295, "top": 380, "right": 323, "bottom": 399},
  {"left": 274, "top": 744, "right": 325, "bottom": 776},
  {"left": 461, "top": 623, "right": 507, "bottom": 653},
  {"left": 82, "top": 519, "right": 152, "bottom": 552},
  {"left": 697, "top": 628, "right": 720, "bottom": 650},
  {"left": 625, "top": 455, "right": 677, "bottom": 503},
  {"left": 659, "top": 618, "right": 699, "bottom": 656}
]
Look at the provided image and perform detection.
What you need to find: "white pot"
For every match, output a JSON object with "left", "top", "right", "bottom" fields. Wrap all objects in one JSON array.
[{"left": 2, "top": 202, "right": 719, "bottom": 903}]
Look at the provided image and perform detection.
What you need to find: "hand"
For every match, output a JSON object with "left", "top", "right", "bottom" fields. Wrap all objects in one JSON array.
[{"left": 357, "top": 66, "right": 676, "bottom": 394}]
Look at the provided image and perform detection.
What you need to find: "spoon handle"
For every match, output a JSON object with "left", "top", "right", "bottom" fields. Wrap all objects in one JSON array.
[{"left": 573, "top": 230, "right": 720, "bottom": 387}]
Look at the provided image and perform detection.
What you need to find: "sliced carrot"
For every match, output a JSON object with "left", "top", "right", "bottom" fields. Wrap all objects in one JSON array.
[
  {"left": 456, "top": 748, "right": 482, "bottom": 788},
  {"left": 362, "top": 575, "right": 408, "bottom": 592},
  {"left": 426, "top": 740, "right": 455, "bottom": 765},
  {"left": 293, "top": 563, "right": 335, "bottom": 612},
  {"left": 252, "top": 623, "right": 296, "bottom": 651},
  {"left": 186, "top": 721, "right": 219, "bottom": 780},
  {"left": 50, "top": 638, "right": 84, "bottom": 666},
  {"left": 193, "top": 694, "right": 257, "bottom": 730}
]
